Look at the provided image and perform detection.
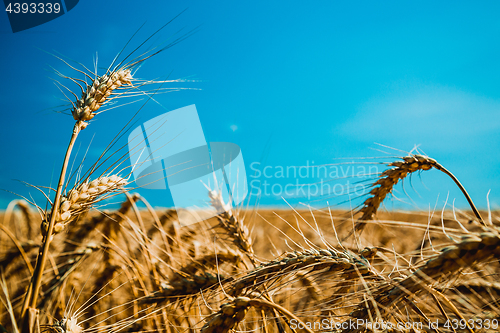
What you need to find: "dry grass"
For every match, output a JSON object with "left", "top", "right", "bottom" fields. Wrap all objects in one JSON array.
[{"left": 1, "top": 204, "right": 499, "bottom": 333}]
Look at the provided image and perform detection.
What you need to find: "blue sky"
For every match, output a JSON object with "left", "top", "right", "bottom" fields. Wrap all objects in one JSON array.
[{"left": 1, "top": 1, "right": 499, "bottom": 213}]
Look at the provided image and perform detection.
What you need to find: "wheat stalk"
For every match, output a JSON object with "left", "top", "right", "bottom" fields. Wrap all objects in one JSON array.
[
  {"left": 22, "top": 120, "right": 86, "bottom": 322},
  {"left": 353, "top": 154, "right": 485, "bottom": 236},
  {"left": 23, "top": 38, "right": 141, "bottom": 321}
]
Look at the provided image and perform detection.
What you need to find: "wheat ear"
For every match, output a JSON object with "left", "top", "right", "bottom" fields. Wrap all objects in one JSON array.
[
  {"left": 140, "top": 249, "right": 242, "bottom": 304},
  {"left": 178, "top": 249, "right": 243, "bottom": 275},
  {"left": 293, "top": 271, "right": 320, "bottom": 312},
  {"left": 41, "top": 175, "right": 127, "bottom": 236},
  {"left": 71, "top": 69, "right": 132, "bottom": 121},
  {"left": 354, "top": 154, "right": 485, "bottom": 235},
  {"left": 344, "top": 230, "right": 500, "bottom": 333},
  {"left": 201, "top": 297, "right": 314, "bottom": 333},
  {"left": 209, "top": 191, "right": 254, "bottom": 258},
  {"left": 3, "top": 200, "right": 33, "bottom": 240},
  {"left": 140, "top": 272, "right": 224, "bottom": 304},
  {"left": 231, "top": 248, "right": 378, "bottom": 296},
  {"left": 0, "top": 223, "right": 36, "bottom": 274},
  {"left": 61, "top": 193, "right": 138, "bottom": 255}
]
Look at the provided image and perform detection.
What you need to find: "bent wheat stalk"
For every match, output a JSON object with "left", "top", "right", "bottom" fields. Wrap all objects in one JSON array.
[{"left": 353, "top": 154, "right": 485, "bottom": 235}]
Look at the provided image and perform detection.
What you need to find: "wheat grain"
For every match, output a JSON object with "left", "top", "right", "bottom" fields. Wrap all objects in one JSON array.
[
  {"left": 230, "top": 248, "right": 378, "bottom": 296},
  {"left": 41, "top": 175, "right": 127, "bottom": 236},
  {"left": 71, "top": 69, "right": 133, "bottom": 122},
  {"left": 201, "top": 296, "right": 314, "bottom": 333},
  {"left": 353, "top": 154, "right": 485, "bottom": 236},
  {"left": 140, "top": 272, "right": 224, "bottom": 304},
  {"left": 354, "top": 155, "right": 437, "bottom": 234},
  {"left": 179, "top": 249, "right": 243, "bottom": 275},
  {"left": 209, "top": 191, "right": 254, "bottom": 256}
]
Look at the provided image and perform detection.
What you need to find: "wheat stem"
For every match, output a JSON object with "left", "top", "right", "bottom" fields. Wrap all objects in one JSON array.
[
  {"left": 0, "top": 224, "right": 34, "bottom": 274},
  {"left": 352, "top": 154, "right": 485, "bottom": 237},
  {"left": 432, "top": 163, "right": 485, "bottom": 226},
  {"left": 21, "top": 121, "right": 85, "bottom": 326}
]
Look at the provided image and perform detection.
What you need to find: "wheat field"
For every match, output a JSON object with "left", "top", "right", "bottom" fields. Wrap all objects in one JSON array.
[{"left": 1, "top": 199, "right": 500, "bottom": 333}]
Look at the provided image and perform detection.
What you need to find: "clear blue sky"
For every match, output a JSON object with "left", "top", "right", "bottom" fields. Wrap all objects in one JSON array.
[{"left": 1, "top": 1, "right": 499, "bottom": 213}]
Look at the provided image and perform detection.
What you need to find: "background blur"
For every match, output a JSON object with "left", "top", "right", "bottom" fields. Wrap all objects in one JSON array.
[{"left": 1, "top": 1, "right": 499, "bottom": 212}]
